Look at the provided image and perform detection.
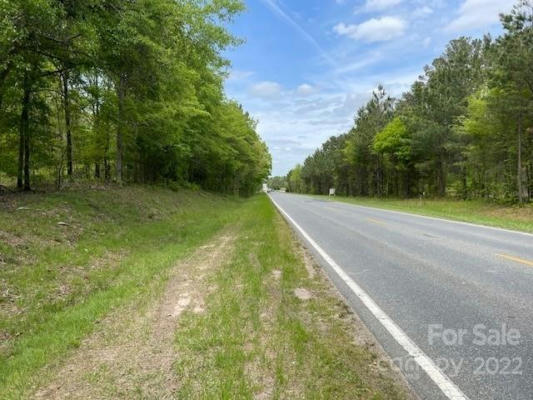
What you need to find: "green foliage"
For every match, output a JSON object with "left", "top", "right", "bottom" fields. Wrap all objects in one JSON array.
[
  {"left": 268, "top": 175, "right": 287, "bottom": 190},
  {"left": 0, "top": 0, "right": 270, "bottom": 195},
  {"left": 287, "top": 1, "right": 533, "bottom": 203},
  {"left": 373, "top": 117, "right": 410, "bottom": 163},
  {"left": 287, "top": 164, "right": 304, "bottom": 193}
]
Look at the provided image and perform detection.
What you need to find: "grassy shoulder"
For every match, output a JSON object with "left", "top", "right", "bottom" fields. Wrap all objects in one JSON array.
[
  {"left": 174, "top": 195, "right": 408, "bottom": 399},
  {"left": 0, "top": 186, "right": 243, "bottom": 399},
  {"left": 310, "top": 194, "right": 533, "bottom": 233},
  {"left": 1, "top": 187, "right": 409, "bottom": 399}
]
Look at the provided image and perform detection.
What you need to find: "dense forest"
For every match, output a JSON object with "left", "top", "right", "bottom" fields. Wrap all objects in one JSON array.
[
  {"left": 286, "top": 1, "right": 533, "bottom": 204},
  {"left": 0, "top": 0, "right": 271, "bottom": 196}
]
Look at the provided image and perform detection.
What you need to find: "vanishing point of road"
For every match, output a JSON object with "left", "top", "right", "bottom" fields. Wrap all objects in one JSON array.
[{"left": 269, "top": 192, "right": 533, "bottom": 400}]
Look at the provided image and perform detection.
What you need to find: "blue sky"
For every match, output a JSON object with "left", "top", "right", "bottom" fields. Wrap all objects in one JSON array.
[{"left": 224, "top": 0, "right": 514, "bottom": 176}]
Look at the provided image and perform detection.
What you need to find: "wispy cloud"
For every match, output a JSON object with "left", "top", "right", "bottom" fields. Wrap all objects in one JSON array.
[
  {"left": 227, "top": 70, "right": 254, "bottom": 81},
  {"left": 258, "top": 0, "right": 337, "bottom": 66},
  {"left": 249, "top": 81, "right": 283, "bottom": 99},
  {"left": 334, "top": 17, "right": 406, "bottom": 42},
  {"left": 445, "top": 0, "right": 512, "bottom": 32}
]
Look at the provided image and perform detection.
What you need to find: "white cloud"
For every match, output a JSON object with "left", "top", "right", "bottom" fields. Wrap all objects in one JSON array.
[
  {"left": 296, "top": 83, "right": 317, "bottom": 96},
  {"left": 364, "top": 0, "right": 403, "bottom": 11},
  {"left": 249, "top": 81, "right": 283, "bottom": 98},
  {"left": 227, "top": 70, "right": 254, "bottom": 81},
  {"left": 422, "top": 37, "right": 432, "bottom": 48},
  {"left": 445, "top": 0, "right": 513, "bottom": 32},
  {"left": 334, "top": 17, "right": 406, "bottom": 42}
]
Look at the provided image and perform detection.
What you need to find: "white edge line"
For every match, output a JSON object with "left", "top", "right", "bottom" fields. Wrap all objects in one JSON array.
[
  {"left": 305, "top": 194, "right": 533, "bottom": 238},
  {"left": 269, "top": 194, "right": 470, "bottom": 400}
]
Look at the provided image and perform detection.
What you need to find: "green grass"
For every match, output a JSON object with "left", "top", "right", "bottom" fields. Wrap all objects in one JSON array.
[
  {"left": 175, "top": 195, "right": 406, "bottom": 399},
  {"left": 1, "top": 187, "right": 408, "bottom": 399},
  {"left": 0, "top": 186, "right": 244, "bottom": 399},
  {"left": 309, "top": 195, "right": 533, "bottom": 233}
]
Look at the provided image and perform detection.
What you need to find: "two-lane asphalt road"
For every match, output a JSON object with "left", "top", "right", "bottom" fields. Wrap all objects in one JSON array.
[{"left": 269, "top": 192, "right": 533, "bottom": 400}]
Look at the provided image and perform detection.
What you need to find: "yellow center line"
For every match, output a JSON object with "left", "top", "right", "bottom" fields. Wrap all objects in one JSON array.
[
  {"left": 366, "top": 217, "right": 386, "bottom": 226},
  {"left": 496, "top": 253, "right": 533, "bottom": 267}
]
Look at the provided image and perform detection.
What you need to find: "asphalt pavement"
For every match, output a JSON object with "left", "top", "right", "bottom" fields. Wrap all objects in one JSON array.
[{"left": 269, "top": 192, "right": 533, "bottom": 400}]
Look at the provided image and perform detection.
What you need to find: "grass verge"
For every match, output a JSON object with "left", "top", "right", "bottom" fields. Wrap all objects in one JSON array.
[
  {"left": 309, "top": 195, "right": 533, "bottom": 233},
  {"left": 0, "top": 186, "right": 243, "bottom": 399},
  {"left": 175, "top": 195, "right": 408, "bottom": 399},
  {"left": 2, "top": 188, "right": 410, "bottom": 399}
]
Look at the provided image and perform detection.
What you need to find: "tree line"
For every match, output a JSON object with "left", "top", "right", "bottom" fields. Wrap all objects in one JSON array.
[
  {"left": 0, "top": 0, "right": 271, "bottom": 196},
  {"left": 286, "top": 1, "right": 533, "bottom": 203}
]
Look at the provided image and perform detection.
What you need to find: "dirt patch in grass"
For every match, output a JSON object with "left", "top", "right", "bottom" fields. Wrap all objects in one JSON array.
[
  {"left": 293, "top": 287, "right": 313, "bottom": 300},
  {"left": 32, "top": 232, "right": 236, "bottom": 400},
  {"left": 0, "top": 230, "right": 26, "bottom": 247}
]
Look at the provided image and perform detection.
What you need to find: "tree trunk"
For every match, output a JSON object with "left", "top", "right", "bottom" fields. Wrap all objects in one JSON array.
[
  {"left": 461, "top": 166, "right": 468, "bottom": 200},
  {"left": 517, "top": 115, "right": 523, "bottom": 204},
  {"left": 437, "top": 156, "right": 446, "bottom": 197},
  {"left": 92, "top": 73, "right": 103, "bottom": 181},
  {"left": 23, "top": 117, "right": 31, "bottom": 191},
  {"left": 17, "top": 113, "right": 25, "bottom": 190},
  {"left": 104, "top": 158, "right": 111, "bottom": 181},
  {"left": 62, "top": 70, "right": 73, "bottom": 177},
  {"left": 404, "top": 168, "right": 410, "bottom": 198},
  {"left": 18, "top": 74, "right": 31, "bottom": 191},
  {"left": 116, "top": 75, "right": 126, "bottom": 184}
]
